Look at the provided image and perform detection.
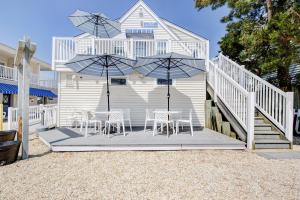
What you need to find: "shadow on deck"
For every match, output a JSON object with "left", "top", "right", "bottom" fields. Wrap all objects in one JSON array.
[{"left": 38, "top": 127, "right": 246, "bottom": 151}]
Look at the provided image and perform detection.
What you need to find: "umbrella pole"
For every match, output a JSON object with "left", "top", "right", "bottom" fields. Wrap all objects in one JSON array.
[
  {"left": 167, "top": 58, "right": 171, "bottom": 121},
  {"left": 105, "top": 57, "right": 110, "bottom": 112}
]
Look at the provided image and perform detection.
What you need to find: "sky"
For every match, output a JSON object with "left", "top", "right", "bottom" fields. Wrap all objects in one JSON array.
[{"left": 0, "top": 0, "right": 228, "bottom": 66}]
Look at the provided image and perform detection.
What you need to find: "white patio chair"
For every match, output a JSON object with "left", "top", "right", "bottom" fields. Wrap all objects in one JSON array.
[
  {"left": 111, "top": 109, "right": 132, "bottom": 132},
  {"left": 104, "top": 111, "right": 125, "bottom": 137},
  {"left": 80, "top": 111, "right": 101, "bottom": 137},
  {"left": 66, "top": 110, "right": 81, "bottom": 128},
  {"left": 144, "top": 109, "right": 155, "bottom": 133},
  {"left": 153, "top": 112, "right": 175, "bottom": 137},
  {"left": 123, "top": 109, "right": 132, "bottom": 132},
  {"left": 176, "top": 109, "right": 194, "bottom": 136}
]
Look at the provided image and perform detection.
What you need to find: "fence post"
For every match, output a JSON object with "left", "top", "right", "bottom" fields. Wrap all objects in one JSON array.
[
  {"left": 213, "top": 63, "right": 218, "bottom": 102},
  {"left": 247, "top": 92, "right": 255, "bottom": 149},
  {"left": 285, "top": 92, "right": 294, "bottom": 143},
  {"left": 8, "top": 107, "right": 12, "bottom": 130}
]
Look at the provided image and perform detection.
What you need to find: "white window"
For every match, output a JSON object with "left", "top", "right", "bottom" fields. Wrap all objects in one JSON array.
[
  {"left": 156, "top": 41, "right": 167, "bottom": 55},
  {"left": 157, "top": 79, "right": 173, "bottom": 86},
  {"left": 111, "top": 78, "right": 127, "bottom": 86}
]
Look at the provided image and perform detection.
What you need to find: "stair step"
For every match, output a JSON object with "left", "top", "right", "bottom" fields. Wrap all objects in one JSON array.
[
  {"left": 254, "top": 139, "right": 290, "bottom": 144},
  {"left": 255, "top": 120, "right": 265, "bottom": 124},
  {"left": 254, "top": 139, "right": 291, "bottom": 149},
  {"left": 255, "top": 134, "right": 281, "bottom": 139},
  {"left": 254, "top": 124, "right": 272, "bottom": 131},
  {"left": 254, "top": 117, "right": 264, "bottom": 120},
  {"left": 254, "top": 130, "right": 280, "bottom": 135}
]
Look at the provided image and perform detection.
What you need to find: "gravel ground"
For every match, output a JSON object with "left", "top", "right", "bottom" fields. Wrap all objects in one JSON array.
[{"left": 0, "top": 135, "right": 300, "bottom": 200}]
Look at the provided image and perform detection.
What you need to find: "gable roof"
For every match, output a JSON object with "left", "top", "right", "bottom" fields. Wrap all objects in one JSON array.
[
  {"left": 161, "top": 18, "right": 208, "bottom": 42},
  {"left": 118, "top": 0, "right": 180, "bottom": 41}
]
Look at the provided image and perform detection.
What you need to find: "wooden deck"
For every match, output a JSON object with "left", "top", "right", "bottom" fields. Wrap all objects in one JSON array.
[{"left": 38, "top": 127, "right": 246, "bottom": 151}]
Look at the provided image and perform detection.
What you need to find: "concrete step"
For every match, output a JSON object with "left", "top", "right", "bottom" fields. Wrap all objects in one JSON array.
[
  {"left": 254, "top": 124, "right": 272, "bottom": 131},
  {"left": 254, "top": 139, "right": 291, "bottom": 149}
]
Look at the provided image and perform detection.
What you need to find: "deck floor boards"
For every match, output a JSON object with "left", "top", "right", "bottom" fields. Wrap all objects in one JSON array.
[{"left": 38, "top": 127, "right": 246, "bottom": 151}]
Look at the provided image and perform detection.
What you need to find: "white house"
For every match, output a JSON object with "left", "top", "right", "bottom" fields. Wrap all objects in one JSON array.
[
  {"left": 53, "top": 0, "right": 209, "bottom": 127},
  {"left": 51, "top": 0, "right": 294, "bottom": 149}
]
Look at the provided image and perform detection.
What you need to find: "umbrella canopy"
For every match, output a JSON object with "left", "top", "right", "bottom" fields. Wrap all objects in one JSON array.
[
  {"left": 69, "top": 10, "right": 121, "bottom": 38},
  {"left": 65, "top": 54, "right": 135, "bottom": 111},
  {"left": 136, "top": 52, "right": 206, "bottom": 111}
]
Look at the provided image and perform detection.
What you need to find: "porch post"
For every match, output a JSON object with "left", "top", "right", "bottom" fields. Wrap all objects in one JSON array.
[
  {"left": 247, "top": 92, "right": 255, "bottom": 149},
  {"left": 285, "top": 92, "right": 294, "bottom": 143}
]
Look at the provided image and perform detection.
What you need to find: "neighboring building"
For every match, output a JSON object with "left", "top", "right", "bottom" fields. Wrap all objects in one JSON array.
[
  {"left": 52, "top": 0, "right": 209, "bottom": 127},
  {"left": 0, "top": 42, "right": 57, "bottom": 118},
  {"left": 262, "top": 64, "right": 300, "bottom": 109}
]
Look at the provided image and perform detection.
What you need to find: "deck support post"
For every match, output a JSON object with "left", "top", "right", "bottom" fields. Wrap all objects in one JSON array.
[
  {"left": 247, "top": 92, "right": 255, "bottom": 149},
  {"left": 285, "top": 92, "right": 294, "bottom": 143},
  {"left": 15, "top": 37, "right": 36, "bottom": 160}
]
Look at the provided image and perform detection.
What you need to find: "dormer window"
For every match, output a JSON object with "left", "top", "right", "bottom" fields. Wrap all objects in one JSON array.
[{"left": 139, "top": 8, "right": 144, "bottom": 17}]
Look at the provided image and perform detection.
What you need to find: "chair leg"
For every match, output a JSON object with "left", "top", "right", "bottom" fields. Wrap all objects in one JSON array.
[
  {"left": 190, "top": 121, "right": 194, "bottom": 136},
  {"left": 123, "top": 122, "right": 126, "bottom": 136},
  {"left": 85, "top": 121, "right": 88, "bottom": 137},
  {"left": 172, "top": 122, "right": 175, "bottom": 134},
  {"left": 167, "top": 123, "right": 169, "bottom": 138},
  {"left": 176, "top": 122, "right": 179, "bottom": 135},
  {"left": 129, "top": 120, "right": 132, "bottom": 132},
  {"left": 160, "top": 123, "right": 163, "bottom": 134},
  {"left": 107, "top": 123, "right": 111, "bottom": 138},
  {"left": 99, "top": 121, "right": 102, "bottom": 134},
  {"left": 144, "top": 120, "right": 147, "bottom": 134},
  {"left": 153, "top": 121, "right": 156, "bottom": 136}
]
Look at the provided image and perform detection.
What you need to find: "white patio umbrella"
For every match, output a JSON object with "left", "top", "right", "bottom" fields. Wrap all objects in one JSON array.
[
  {"left": 135, "top": 52, "right": 206, "bottom": 112},
  {"left": 69, "top": 10, "right": 121, "bottom": 38},
  {"left": 65, "top": 54, "right": 135, "bottom": 111}
]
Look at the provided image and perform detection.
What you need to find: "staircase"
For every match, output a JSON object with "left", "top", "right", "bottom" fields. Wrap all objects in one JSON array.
[
  {"left": 254, "top": 116, "right": 291, "bottom": 149},
  {"left": 207, "top": 54, "right": 294, "bottom": 149}
]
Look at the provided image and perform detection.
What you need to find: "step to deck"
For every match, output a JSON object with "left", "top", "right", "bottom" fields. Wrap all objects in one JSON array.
[
  {"left": 254, "top": 139, "right": 291, "bottom": 149},
  {"left": 254, "top": 134, "right": 281, "bottom": 139},
  {"left": 254, "top": 124, "right": 272, "bottom": 131}
]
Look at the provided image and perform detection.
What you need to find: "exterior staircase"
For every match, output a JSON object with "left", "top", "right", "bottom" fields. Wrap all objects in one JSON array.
[
  {"left": 207, "top": 53, "right": 294, "bottom": 149},
  {"left": 254, "top": 117, "right": 291, "bottom": 149}
]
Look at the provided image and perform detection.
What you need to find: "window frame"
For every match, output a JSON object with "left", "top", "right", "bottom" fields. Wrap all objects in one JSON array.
[
  {"left": 155, "top": 78, "right": 175, "bottom": 86},
  {"left": 110, "top": 77, "right": 128, "bottom": 86}
]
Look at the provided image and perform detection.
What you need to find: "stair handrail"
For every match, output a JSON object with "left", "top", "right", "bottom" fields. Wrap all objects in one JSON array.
[
  {"left": 218, "top": 53, "right": 294, "bottom": 142},
  {"left": 208, "top": 60, "right": 255, "bottom": 149}
]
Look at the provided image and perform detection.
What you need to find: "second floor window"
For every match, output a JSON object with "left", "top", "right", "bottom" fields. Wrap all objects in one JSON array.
[
  {"left": 156, "top": 41, "right": 167, "bottom": 55},
  {"left": 157, "top": 79, "right": 173, "bottom": 86}
]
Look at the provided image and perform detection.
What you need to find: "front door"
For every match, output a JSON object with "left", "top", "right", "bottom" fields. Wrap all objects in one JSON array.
[{"left": 3, "top": 94, "right": 11, "bottom": 119}]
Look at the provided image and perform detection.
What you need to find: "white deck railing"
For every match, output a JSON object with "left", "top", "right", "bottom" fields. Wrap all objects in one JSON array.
[
  {"left": 0, "top": 65, "right": 57, "bottom": 89},
  {"left": 216, "top": 54, "right": 294, "bottom": 142},
  {"left": 52, "top": 37, "right": 208, "bottom": 65},
  {"left": 7, "top": 104, "right": 57, "bottom": 130},
  {"left": 208, "top": 60, "right": 255, "bottom": 148}
]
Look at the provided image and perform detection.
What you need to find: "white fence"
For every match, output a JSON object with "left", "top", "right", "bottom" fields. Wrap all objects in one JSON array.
[
  {"left": 52, "top": 37, "right": 209, "bottom": 65},
  {"left": 7, "top": 104, "right": 57, "bottom": 130},
  {"left": 214, "top": 53, "right": 294, "bottom": 142},
  {"left": 208, "top": 60, "right": 255, "bottom": 148}
]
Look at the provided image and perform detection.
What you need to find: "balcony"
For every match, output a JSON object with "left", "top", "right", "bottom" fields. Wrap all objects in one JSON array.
[
  {"left": 0, "top": 64, "right": 57, "bottom": 89},
  {"left": 52, "top": 37, "right": 209, "bottom": 68}
]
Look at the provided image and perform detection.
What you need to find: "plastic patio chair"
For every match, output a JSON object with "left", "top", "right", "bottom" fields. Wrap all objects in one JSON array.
[
  {"left": 175, "top": 109, "right": 194, "bottom": 136},
  {"left": 144, "top": 109, "right": 155, "bottom": 133},
  {"left": 153, "top": 111, "right": 175, "bottom": 137},
  {"left": 104, "top": 111, "right": 125, "bottom": 137}
]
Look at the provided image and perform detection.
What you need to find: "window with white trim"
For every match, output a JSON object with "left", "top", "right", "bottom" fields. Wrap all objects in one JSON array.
[
  {"left": 157, "top": 79, "right": 173, "bottom": 85},
  {"left": 111, "top": 78, "right": 127, "bottom": 86}
]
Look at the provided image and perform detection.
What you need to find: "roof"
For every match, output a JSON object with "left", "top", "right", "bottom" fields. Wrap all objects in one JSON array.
[
  {"left": 0, "top": 42, "right": 51, "bottom": 70},
  {"left": 262, "top": 64, "right": 300, "bottom": 85},
  {"left": 74, "top": 0, "right": 208, "bottom": 43}
]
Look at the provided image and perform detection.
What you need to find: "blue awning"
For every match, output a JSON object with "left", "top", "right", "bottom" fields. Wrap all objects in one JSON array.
[{"left": 0, "top": 83, "right": 57, "bottom": 98}]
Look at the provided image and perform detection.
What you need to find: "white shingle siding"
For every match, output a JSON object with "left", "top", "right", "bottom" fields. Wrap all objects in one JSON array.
[{"left": 58, "top": 72, "right": 206, "bottom": 127}]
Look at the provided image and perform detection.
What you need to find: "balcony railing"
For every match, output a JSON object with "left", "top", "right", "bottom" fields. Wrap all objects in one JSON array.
[
  {"left": 52, "top": 37, "right": 209, "bottom": 66},
  {"left": 0, "top": 64, "right": 57, "bottom": 89}
]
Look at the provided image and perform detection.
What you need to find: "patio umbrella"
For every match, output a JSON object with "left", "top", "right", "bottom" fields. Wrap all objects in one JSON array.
[
  {"left": 135, "top": 52, "right": 206, "bottom": 112},
  {"left": 69, "top": 10, "right": 121, "bottom": 38},
  {"left": 65, "top": 54, "right": 135, "bottom": 111}
]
